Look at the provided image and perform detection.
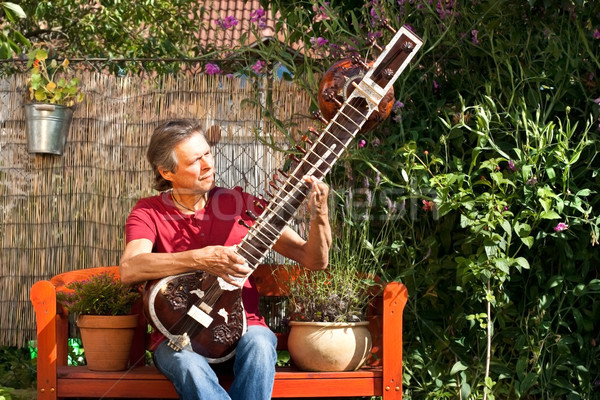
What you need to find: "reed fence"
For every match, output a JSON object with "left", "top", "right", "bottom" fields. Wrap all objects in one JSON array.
[{"left": 0, "top": 72, "right": 313, "bottom": 347}]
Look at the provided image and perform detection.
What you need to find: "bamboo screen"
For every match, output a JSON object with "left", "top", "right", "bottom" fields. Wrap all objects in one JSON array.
[{"left": 0, "top": 72, "right": 313, "bottom": 347}]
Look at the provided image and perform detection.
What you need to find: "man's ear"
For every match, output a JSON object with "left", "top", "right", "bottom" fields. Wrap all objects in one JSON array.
[{"left": 158, "top": 167, "right": 174, "bottom": 182}]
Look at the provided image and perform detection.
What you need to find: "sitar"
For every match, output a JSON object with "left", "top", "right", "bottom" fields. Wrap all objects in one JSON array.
[{"left": 143, "top": 24, "right": 423, "bottom": 363}]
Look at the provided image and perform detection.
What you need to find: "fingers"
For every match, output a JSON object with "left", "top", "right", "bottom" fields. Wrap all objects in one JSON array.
[
  {"left": 303, "top": 175, "right": 328, "bottom": 197},
  {"left": 195, "top": 246, "right": 250, "bottom": 287}
]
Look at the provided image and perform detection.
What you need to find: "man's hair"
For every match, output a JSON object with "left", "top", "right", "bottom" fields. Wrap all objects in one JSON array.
[{"left": 147, "top": 119, "right": 205, "bottom": 192}]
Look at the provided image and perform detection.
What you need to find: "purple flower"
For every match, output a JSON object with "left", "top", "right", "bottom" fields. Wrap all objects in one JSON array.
[
  {"left": 392, "top": 101, "right": 404, "bottom": 112},
  {"left": 372, "top": 138, "right": 381, "bottom": 147},
  {"left": 310, "top": 37, "right": 329, "bottom": 48},
  {"left": 359, "top": 139, "right": 366, "bottom": 148},
  {"left": 508, "top": 160, "right": 516, "bottom": 172},
  {"left": 205, "top": 63, "right": 221, "bottom": 75},
  {"left": 554, "top": 222, "right": 568, "bottom": 232},
  {"left": 433, "top": 80, "right": 440, "bottom": 93},
  {"left": 250, "top": 8, "right": 265, "bottom": 21},
  {"left": 215, "top": 15, "right": 238, "bottom": 30},
  {"left": 594, "top": 28, "right": 600, "bottom": 40},
  {"left": 252, "top": 60, "right": 266, "bottom": 74},
  {"left": 472, "top": 30, "right": 480, "bottom": 45},
  {"left": 250, "top": 8, "right": 267, "bottom": 29}
]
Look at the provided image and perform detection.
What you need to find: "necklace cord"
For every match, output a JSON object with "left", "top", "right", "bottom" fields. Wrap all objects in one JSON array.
[{"left": 171, "top": 190, "right": 204, "bottom": 213}]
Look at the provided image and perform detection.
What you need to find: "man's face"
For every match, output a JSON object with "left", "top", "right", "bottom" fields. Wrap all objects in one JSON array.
[{"left": 162, "top": 132, "right": 215, "bottom": 194}]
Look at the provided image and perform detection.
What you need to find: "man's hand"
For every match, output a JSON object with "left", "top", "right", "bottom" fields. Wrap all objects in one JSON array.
[
  {"left": 303, "top": 175, "right": 329, "bottom": 219},
  {"left": 192, "top": 246, "right": 250, "bottom": 287}
]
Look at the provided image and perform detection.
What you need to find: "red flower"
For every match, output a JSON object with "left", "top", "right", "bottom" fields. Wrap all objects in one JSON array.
[{"left": 422, "top": 199, "right": 434, "bottom": 212}]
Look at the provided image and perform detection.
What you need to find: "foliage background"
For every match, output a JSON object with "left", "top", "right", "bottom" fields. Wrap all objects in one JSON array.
[{"left": 2, "top": 0, "right": 600, "bottom": 398}]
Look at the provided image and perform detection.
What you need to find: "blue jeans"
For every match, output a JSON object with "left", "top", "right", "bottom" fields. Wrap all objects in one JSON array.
[{"left": 154, "top": 325, "right": 277, "bottom": 400}]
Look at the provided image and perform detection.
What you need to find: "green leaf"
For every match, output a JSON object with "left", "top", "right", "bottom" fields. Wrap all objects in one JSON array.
[
  {"left": 514, "top": 222, "right": 531, "bottom": 237},
  {"left": 514, "top": 257, "right": 530, "bottom": 270},
  {"left": 520, "top": 236, "right": 534, "bottom": 248},
  {"left": 2, "top": 2, "right": 26, "bottom": 20},
  {"left": 518, "top": 373, "right": 538, "bottom": 395},
  {"left": 0, "top": 42, "right": 11, "bottom": 59},
  {"left": 450, "top": 360, "right": 468, "bottom": 375},
  {"left": 540, "top": 210, "right": 560, "bottom": 219}
]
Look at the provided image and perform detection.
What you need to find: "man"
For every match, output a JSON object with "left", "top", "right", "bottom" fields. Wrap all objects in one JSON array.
[{"left": 119, "top": 119, "right": 331, "bottom": 400}]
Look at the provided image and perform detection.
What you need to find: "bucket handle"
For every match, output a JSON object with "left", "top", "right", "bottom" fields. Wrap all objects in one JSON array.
[{"left": 32, "top": 103, "right": 57, "bottom": 112}]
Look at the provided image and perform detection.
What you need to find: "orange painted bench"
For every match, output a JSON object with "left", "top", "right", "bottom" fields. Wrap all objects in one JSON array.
[{"left": 30, "top": 265, "right": 408, "bottom": 399}]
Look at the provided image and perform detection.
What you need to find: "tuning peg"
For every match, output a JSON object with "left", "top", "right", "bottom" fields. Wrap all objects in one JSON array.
[
  {"left": 238, "top": 219, "right": 251, "bottom": 229},
  {"left": 269, "top": 181, "right": 279, "bottom": 191},
  {"left": 367, "top": 36, "right": 383, "bottom": 52},
  {"left": 265, "top": 189, "right": 275, "bottom": 198},
  {"left": 273, "top": 173, "right": 284, "bottom": 184},
  {"left": 308, "top": 127, "right": 321, "bottom": 137},
  {"left": 381, "top": 19, "right": 396, "bottom": 34},
  {"left": 246, "top": 210, "right": 258, "bottom": 219},
  {"left": 253, "top": 200, "right": 265, "bottom": 210},
  {"left": 351, "top": 54, "right": 370, "bottom": 70},
  {"left": 295, "top": 145, "right": 307, "bottom": 154},
  {"left": 288, "top": 154, "right": 301, "bottom": 164},
  {"left": 301, "top": 134, "right": 314, "bottom": 145},
  {"left": 277, "top": 169, "right": 289, "bottom": 179},
  {"left": 322, "top": 87, "right": 342, "bottom": 107},
  {"left": 312, "top": 110, "right": 329, "bottom": 125}
]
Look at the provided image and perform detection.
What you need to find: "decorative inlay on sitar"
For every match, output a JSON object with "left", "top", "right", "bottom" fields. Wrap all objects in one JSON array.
[{"left": 144, "top": 24, "right": 423, "bottom": 363}]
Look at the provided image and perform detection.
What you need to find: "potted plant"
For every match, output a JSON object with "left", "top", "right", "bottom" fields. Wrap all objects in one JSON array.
[
  {"left": 283, "top": 188, "right": 387, "bottom": 372},
  {"left": 23, "top": 45, "right": 84, "bottom": 155},
  {"left": 57, "top": 271, "right": 140, "bottom": 371}
]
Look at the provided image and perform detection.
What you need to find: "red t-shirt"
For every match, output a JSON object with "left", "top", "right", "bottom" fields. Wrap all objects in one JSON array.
[{"left": 125, "top": 186, "right": 269, "bottom": 337}]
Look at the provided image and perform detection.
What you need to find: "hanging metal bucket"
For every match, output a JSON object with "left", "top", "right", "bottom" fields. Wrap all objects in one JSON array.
[{"left": 24, "top": 103, "right": 74, "bottom": 155}]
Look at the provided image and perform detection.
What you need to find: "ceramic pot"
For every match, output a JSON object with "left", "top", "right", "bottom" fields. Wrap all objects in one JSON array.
[
  {"left": 77, "top": 314, "right": 138, "bottom": 371},
  {"left": 287, "top": 320, "right": 372, "bottom": 371}
]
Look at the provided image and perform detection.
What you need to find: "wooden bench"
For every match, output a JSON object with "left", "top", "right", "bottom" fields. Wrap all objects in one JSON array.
[{"left": 30, "top": 265, "right": 408, "bottom": 399}]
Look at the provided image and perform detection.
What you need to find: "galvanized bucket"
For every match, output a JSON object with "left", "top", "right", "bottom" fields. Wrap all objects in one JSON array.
[{"left": 24, "top": 103, "right": 74, "bottom": 155}]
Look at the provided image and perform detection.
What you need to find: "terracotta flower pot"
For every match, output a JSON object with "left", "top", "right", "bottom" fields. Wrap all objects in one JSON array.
[
  {"left": 77, "top": 314, "right": 138, "bottom": 371},
  {"left": 287, "top": 321, "right": 372, "bottom": 372}
]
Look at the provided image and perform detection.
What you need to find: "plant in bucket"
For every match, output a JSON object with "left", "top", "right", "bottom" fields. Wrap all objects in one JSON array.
[
  {"left": 24, "top": 45, "right": 84, "bottom": 155},
  {"left": 56, "top": 271, "right": 140, "bottom": 371},
  {"left": 283, "top": 187, "right": 387, "bottom": 372}
]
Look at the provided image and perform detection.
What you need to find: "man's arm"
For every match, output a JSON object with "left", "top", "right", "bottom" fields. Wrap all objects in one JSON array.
[
  {"left": 272, "top": 177, "right": 332, "bottom": 270},
  {"left": 119, "top": 239, "right": 250, "bottom": 285}
]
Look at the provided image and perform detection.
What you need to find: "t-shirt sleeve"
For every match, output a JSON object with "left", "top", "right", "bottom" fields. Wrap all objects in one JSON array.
[{"left": 125, "top": 199, "right": 158, "bottom": 244}]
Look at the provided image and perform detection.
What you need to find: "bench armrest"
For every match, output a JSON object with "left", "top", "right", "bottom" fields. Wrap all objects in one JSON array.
[
  {"left": 30, "top": 280, "right": 69, "bottom": 399},
  {"left": 382, "top": 282, "right": 408, "bottom": 399}
]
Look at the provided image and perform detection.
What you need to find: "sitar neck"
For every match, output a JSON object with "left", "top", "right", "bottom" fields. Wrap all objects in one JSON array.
[{"left": 234, "top": 25, "right": 423, "bottom": 270}]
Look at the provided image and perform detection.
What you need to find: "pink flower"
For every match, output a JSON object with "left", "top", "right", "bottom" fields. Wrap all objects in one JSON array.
[
  {"left": 472, "top": 30, "right": 480, "bottom": 45},
  {"left": 594, "top": 28, "right": 600, "bottom": 40},
  {"left": 252, "top": 60, "right": 266, "bottom": 74},
  {"left": 554, "top": 222, "right": 568, "bottom": 232},
  {"left": 205, "top": 63, "right": 221, "bottom": 75},
  {"left": 358, "top": 139, "right": 366, "bottom": 148}
]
